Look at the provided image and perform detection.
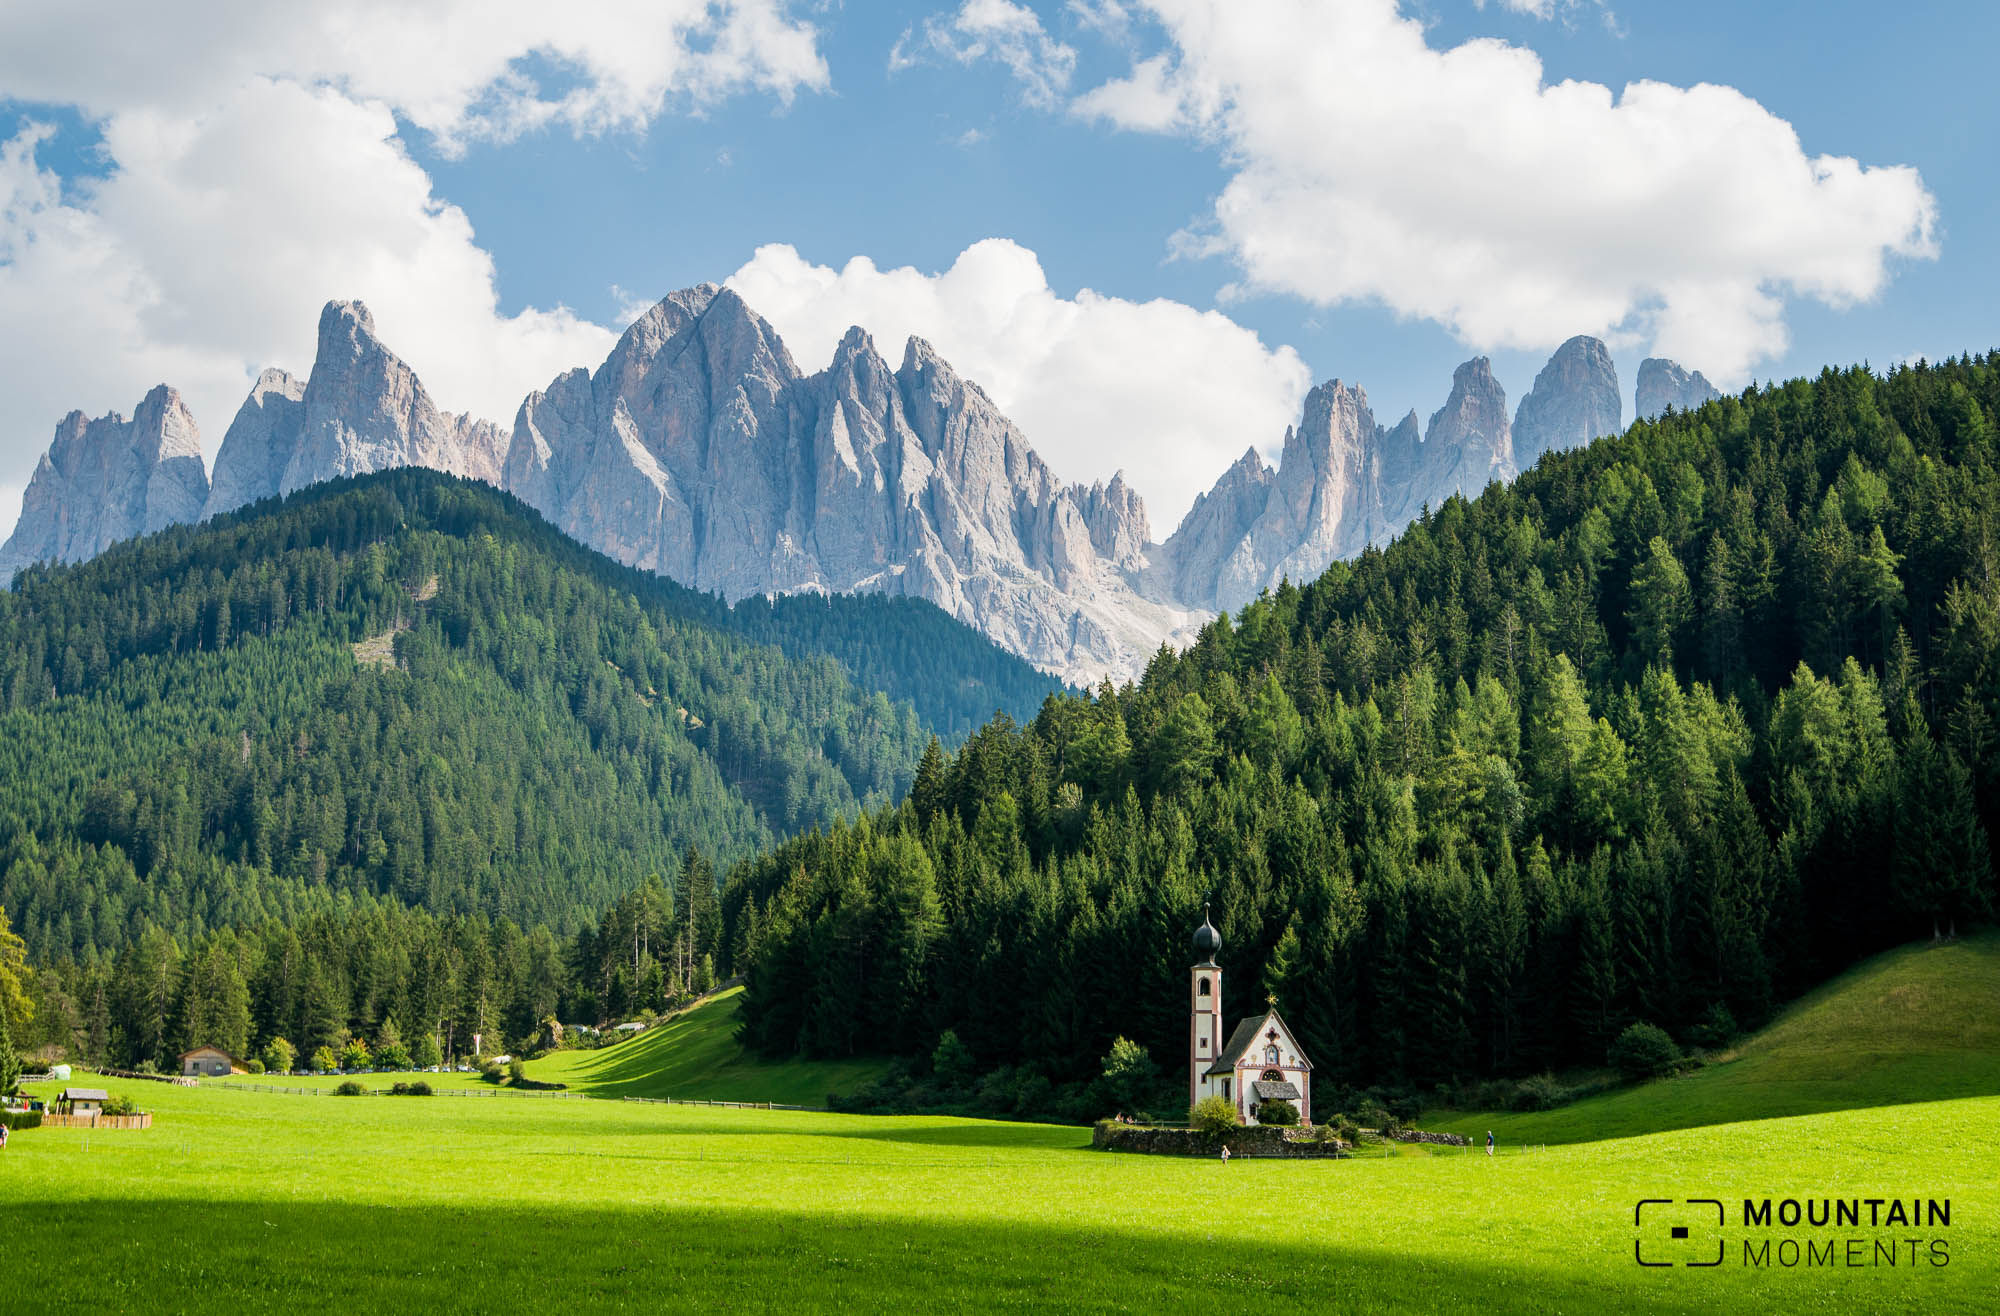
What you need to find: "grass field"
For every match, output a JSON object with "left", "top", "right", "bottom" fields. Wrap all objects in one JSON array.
[
  {"left": 198, "top": 988, "right": 887, "bottom": 1104},
  {"left": 1433, "top": 932, "right": 2000, "bottom": 1145},
  {"left": 7, "top": 938, "right": 1995, "bottom": 1311},
  {"left": 3, "top": 1075, "right": 1992, "bottom": 1311},
  {"left": 523, "top": 987, "right": 889, "bottom": 1103}
]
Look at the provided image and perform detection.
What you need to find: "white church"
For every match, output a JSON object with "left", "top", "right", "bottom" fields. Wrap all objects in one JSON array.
[{"left": 1188, "top": 909, "right": 1313, "bottom": 1125}]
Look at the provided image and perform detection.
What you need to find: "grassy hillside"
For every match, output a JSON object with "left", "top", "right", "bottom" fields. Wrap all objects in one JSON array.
[
  {"left": 7, "top": 1073, "right": 1995, "bottom": 1310},
  {"left": 1436, "top": 931, "right": 2000, "bottom": 1145},
  {"left": 524, "top": 987, "right": 888, "bottom": 1105}
]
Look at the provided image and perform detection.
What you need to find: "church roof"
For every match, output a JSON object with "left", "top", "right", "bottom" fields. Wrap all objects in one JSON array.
[{"left": 1203, "top": 1009, "right": 1313, "bottom": 1076}]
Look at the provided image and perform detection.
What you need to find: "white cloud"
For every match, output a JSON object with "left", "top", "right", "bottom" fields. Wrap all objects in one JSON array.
[
  {"left": 0, "top": 2, "right": 828, "bottom": 542},
  {"left": 1074, "top": 0, "right": 1937, "bottom": 383},
  {"left": 0, "top": 1, "right": 829, "bottom": 155},
  {"left": 726, "top": 239, "right": 1312, "bottom": 533},
  {"left": 891, "top": 1, "right": 1078, "bottom": 110}
]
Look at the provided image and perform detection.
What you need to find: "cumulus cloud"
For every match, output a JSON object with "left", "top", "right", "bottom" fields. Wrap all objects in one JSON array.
[
  {"left": 0, "top": 1, "right": 828, "bottom": 155},
  {"left": 0, "top": 2, "right": 827, "bottom": 541},
  {"left": 1074, "top": 0, "right": 1937, "bottom": 383},
  {"left": 891, "top": 1, "right": 1078, "bottom": 109},
  {"left": 727, "top": 239, "right": 1312, "bottom": 532}
]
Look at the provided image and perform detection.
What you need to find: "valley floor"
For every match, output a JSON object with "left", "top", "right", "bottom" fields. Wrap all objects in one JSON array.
[{"left": 3, "top": 1074, "right": 1994, "bottom": 1312}]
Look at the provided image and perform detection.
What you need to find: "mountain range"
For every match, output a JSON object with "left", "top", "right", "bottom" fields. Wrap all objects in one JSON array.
[{"left": 1, "top": 289, "right": 1720, "bottom": 680}]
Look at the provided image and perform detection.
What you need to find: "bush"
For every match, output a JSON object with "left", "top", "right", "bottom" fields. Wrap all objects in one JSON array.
[
  {"left": 132, "top": 1059, "right": 158, "bottom": 1076},
  {"left": 1685, "top": 1002, "right": 1740, "bottom": 1050},
  {"left": 388, "top": 1081, "right": 433, "bottom": 1096},
  {"left": 334, "top": 1080, "right": 366, "bottom": 1097},
  {"left": 337, "top": 1039, "right": 371, "bottom": 1072},
  {"left": 0, "top": 1110, "right": 43, "bottom": 1130},
  {"left": 1257, "top": 1099, "right": 1300, "bottom": 1126},
  {"left": 1355, "top": 1100, "right": 1397, "bottom": 1134},
  {"left": 102, "top": 1094, "right": 139, "bottom": 1116},
  {"left": 1507, "top": 1073, "right": 1571, "bottom": 1112},
  {"left": 1609, "top": 1022, "right": 1683, "bottom": 1081},
  {"left": 508, "top": 1058, "right": 526, "bottom": 1085},
  {"left": 261, "top": 1037, "right": 297, "bottom": 1075},
  {"left": 245, "top": 1058, "right": 265, "bottom": 1075},
  {"left": 310, "top": 1045, "right": 338, "bottom": 1074},
  {"left": 408, "top": 1080, "right": 432, "bottom": 1096},
  {"left": 480, "top": 1061, "right": 503, "bottom": 1085},
  {"left": 1099, "top": 1036, "right": 1158, "bottom": 1114},
  {"left": 1189, "top": 1094, "right": 1239, "bottom": 1136},
  {"left": 931, "top": 1030, "right": 976, "bottom": 1087},
  {"left": 1335, "top": 1120, "right": 1362, "bottom": 1145},
  {"left": 375, "top": 1043, "right": 413, "bottom": 1071}
]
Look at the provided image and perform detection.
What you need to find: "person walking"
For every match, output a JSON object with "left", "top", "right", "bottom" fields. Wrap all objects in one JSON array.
[
  {"left": 1485, "top": 1129, "right": 1494, "bottom": 1157},
  {"left": 1219, "top": 1144, "right": 1231, "bottom": 1165}
]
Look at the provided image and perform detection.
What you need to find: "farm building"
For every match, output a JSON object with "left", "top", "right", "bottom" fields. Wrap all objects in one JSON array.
[
  {"left": 56, "top": 1088, "right": 108, "bottom": 1116},
  {"left": 180, "top": 1046, "right": 235, "bottom": 1077},
  {"left": 1188, "top": 911, "right": 1313, "bottom": 1126}
]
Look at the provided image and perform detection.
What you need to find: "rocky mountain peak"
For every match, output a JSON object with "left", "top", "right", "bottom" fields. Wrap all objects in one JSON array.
[
  {"left": 202, "top": 299, "right": 508, "bottom": 518},
  {"left": 2, "top": 385, "right": 209, "bottom": 582},
  {"left": 1419, "top": 356, "right": 1514, "bottom": 501},
  {"left": 1636, "top": 357, "right": 1721, "bottom": 420},
  {"left": 1513, "top": 335, "right": 1621, "bottom": 468}
]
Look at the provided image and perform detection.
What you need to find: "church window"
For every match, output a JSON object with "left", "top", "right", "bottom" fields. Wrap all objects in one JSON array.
[
  {"left": 1261, "top": 1068, "right": 1283, "bottom": 1082},
  {"left": 1197, "top": 979, "right": 1211, "bottom": 997}
]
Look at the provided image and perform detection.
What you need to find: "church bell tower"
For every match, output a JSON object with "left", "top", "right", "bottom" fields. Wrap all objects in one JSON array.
[{"left": 1190, "top": 907, "right": 1223, "bottom": 1109}]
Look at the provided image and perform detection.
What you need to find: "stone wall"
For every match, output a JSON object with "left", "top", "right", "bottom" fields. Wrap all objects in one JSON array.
[
  {"left": 1092, "top": 1122, "right": 1348, "bottom": 1158},
  {"left": 1390, "top": 1128, "right": 1470, "bottom": 1147}
]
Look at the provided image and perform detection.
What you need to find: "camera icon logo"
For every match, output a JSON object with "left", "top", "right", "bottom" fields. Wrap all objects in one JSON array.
[{"left": 1634, "top": 1199, "right": 1725, "bottom": 1267}]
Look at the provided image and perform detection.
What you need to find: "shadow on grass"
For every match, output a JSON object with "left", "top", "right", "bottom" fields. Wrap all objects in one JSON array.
[{"left": 3, "top": 1197, "right": 1696, "bottom": 1314}]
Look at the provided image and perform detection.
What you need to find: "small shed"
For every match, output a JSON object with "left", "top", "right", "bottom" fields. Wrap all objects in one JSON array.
[
  {"left": 57, "top": 1088, "right": 108, "bottom": 1116},
  {"left": 180, "top": 1046, "right": 234, "bottom": 1078}
]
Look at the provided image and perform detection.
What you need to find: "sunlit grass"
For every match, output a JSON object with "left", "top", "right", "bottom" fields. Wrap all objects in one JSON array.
[{"left": 5, "top": 1070, "right": 1994, "bottom": 1311}]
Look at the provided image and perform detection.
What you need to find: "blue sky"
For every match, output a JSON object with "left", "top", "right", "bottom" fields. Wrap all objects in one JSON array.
[{"left": 0, "top": 1, "right": 1992, "bottom": 538}]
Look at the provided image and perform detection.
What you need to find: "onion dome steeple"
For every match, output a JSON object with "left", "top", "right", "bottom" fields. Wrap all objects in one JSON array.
[{"left": 1192, "top": 905, "right": 1222, "bottom": 967}]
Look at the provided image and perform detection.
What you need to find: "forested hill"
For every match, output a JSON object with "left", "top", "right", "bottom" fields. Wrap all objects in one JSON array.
[
  {"left": 0, "top": 469, "right": 1058, "bottom": 960},
  {"left": 731, "top": 354, "right": 2000, "bottom": 1098}
]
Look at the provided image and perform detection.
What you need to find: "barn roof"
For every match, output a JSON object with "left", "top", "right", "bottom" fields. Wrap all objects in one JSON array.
[{"left": 179, "top": 1046, "right": 232, "bottom": 1060}]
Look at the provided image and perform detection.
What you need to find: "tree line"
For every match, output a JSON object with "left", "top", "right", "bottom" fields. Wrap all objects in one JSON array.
[
  {"left": 728, "top": 354, "right": 2000, "bottom": 1101},
  {"left": 2, "top": 845, "right": 728, "bottom": 1071}
]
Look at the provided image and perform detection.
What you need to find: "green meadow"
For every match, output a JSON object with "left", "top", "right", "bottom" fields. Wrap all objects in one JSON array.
[
  {"left": 5, "top": 939, "right": 1996, "bottom": 1312},
  {"left": 1433, "top": 932, "right": 2000, "bottom": 1146}
]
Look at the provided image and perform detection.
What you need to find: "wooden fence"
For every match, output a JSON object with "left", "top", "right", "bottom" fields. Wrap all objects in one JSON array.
[{"left": 41, "top": 1112, "right": 153, "bottom": 1130}]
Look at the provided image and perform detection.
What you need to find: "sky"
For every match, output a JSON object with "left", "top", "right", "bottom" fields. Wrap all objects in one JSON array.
[{"left": 0, "top": 0, "right": 1992, "bottom": 542}]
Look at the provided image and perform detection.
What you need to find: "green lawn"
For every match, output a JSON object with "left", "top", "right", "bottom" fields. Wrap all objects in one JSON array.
[
  {"left": 10, "top": 938, "right": 1996, "bottom": 1310},
  {"left": 1433, "top": 932, "right": 2000, "bottom": 1145},
  {"left": 3, "top": 1074, "right": 1992, "bottom": 1311}
]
